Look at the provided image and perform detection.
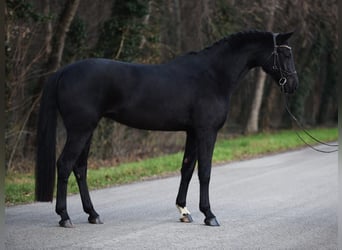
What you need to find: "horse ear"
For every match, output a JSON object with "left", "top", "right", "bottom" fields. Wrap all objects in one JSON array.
[{"left": 277, "top": 32, "right": 294, "bottom": 44}]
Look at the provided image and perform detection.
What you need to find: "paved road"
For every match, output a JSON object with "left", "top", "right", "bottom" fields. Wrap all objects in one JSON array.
[{"left": 5, "top": 146, "right": 338, "bottom": 249}]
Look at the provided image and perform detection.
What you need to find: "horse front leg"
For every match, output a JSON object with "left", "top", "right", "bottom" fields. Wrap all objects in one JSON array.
[
  {"left": 197, "top": 130, "right": 220, "bottom": 226},
  {"left": 176, "top": 131, "right": 197, "bottom": 223}
]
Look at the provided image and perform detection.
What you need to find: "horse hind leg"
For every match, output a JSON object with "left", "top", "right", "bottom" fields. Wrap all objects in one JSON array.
[
  {"left": 56, "top": 130, "right": 93, "bottom": 228},
  {"left": 73, "top": 135, "right": 103, "bottom": 224}
]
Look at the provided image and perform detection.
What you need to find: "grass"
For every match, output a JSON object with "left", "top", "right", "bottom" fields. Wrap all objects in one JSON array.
[{"left": 5, "top": 127, "right": 338, "bottom": 206}]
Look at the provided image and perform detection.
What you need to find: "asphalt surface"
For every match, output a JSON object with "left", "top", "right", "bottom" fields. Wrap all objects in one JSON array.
[{"left": 5, "top": 146, "right": 338, "bottom": 249}]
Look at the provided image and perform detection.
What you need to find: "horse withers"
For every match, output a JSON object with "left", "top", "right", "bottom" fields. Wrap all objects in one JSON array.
[{"left": 35, "top": 30, "right": 298, "bottom": 228}]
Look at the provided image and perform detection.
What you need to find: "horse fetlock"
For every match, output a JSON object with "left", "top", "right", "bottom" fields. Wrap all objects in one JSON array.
[
  {"left": 199, "top": 205, "right": 210, "bottom": 213},
  {"left": 88, "top": 215, "right": 103, "bottom": 224},
  {"left": 176, "top": 204, "right": 193, "bottom": 223},
  {"left": 176, "top": 204, "right": 191, "bottom": 215},
  {"left": 59, "top": 219, "right": 74, "bottom": 228},
  {"left": 85, "top": 209, "right": 99, "bottom": 218},
  {"left": 200, "top": 205, "right": 214, "bottom": 217},
  {"left": 56, "top": 207, "right": 69, "bottom": 219}
]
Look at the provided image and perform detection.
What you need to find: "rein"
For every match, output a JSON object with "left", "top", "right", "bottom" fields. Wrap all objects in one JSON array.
[
  {"left": 282, "top": 94, "right": 338, "bottom": 153},
  {"left": 269, "top": 33, "right": 338, "bottom": 154}
]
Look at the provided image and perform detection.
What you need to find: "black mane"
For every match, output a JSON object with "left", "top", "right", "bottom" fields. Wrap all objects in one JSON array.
[{"left": 194, "top": 30, "right": 273, "bottom": 55}]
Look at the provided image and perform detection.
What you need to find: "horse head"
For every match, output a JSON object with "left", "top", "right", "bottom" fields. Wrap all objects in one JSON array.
[{"left": 261, "top": 32, "right": 299, "bottom": 94}]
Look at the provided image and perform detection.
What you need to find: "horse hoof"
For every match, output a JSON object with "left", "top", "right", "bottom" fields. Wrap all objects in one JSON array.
[
  {"left": 88, "top": 216, "right": 103, "bottom": 224},
  {"left": 180, "top": 214, "right": 193, "bottom": 223},
  {"left": 204, "top": 217, "right": 220, "bottom": 226},
  {"left": 59, "top": 219, "right": 74, "bottom": 228}
]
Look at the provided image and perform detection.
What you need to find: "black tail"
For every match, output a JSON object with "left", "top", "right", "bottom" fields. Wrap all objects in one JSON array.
[{"left": 35, "top": 73, "right": 60, "bottom": 202}]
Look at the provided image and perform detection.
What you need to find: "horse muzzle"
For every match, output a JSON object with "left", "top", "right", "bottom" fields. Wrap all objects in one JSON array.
[{"left": 280, "top": 74, "right": 298, "bottom": 94}]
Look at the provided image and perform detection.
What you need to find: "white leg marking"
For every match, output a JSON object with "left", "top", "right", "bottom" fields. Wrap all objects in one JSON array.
[
  {"left": 176, "top": 205, "right": 191, "bottom": 216},
  {"left": 176, "top": 205, "right": 193, "bottom": 222}
]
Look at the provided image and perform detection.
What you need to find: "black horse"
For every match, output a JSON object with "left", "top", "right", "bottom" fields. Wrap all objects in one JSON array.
[{"left": 35, "top": 30, "right": 298, "bottom": 228}]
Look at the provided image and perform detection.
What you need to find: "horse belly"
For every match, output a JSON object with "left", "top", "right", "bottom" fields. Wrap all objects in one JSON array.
[
  {"left": 104, "top": 102, "right": 190, "bottom": 131},
  {"left": 104, "top": 80, "right": 193, "bottom": 130}
]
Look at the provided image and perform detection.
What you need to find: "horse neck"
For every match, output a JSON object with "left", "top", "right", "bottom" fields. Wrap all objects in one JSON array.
[{"left": 207, "top": 42, "right": 270, "bottom": 92}]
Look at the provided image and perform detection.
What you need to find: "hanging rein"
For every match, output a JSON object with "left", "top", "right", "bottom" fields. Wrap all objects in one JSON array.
[{"left": 267, "top": 33, "right": 338, "bottom": 153}]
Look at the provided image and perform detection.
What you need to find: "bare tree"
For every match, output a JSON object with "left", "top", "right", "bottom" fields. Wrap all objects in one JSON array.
[
  {"left": 245, "top": 0, "right": 277, "bottom": 133},
  {"left": 5, "top": 0, "right": 81, "bottom": 170},
  {"left": 46, "top": 0, "right": 80, "bottom": 73}
]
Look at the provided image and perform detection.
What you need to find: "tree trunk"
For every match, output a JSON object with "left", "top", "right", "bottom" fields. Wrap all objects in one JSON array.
[
  {"left": 179, "top": 0, "right": 204, "bottom": 52},
  {"left": 139, "top": 1, "right": 152, "bottom": 49},
  {"left": 43, "top": 0, "right": 52, "bottom": 57},
  {"left": 46, "top": 0, "right": 80, "bottom": 73},
  {"left": 12, "top": 0, "right": 81, "bottom": 169},
  {"left": 245, "top": 0, "right": 277, "bottom": 133},
  {"left": 173, "top": 0, "right": 181, "bottom": 53},
  {"left": 160, "top": 0, "right": 181, "bottom": 59},
  {"left": 245, "top": 70, "right": 267, "bottom": 133}
]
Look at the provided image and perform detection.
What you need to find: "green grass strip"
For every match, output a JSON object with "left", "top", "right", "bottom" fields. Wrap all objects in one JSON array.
[{"left": 5, "top": 128, "right": 338, "bottom": 205}]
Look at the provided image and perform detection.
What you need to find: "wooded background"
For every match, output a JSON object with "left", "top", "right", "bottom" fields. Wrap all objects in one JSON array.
[{"left": 5, "top": 0, "right": 337, "bottom": 171}]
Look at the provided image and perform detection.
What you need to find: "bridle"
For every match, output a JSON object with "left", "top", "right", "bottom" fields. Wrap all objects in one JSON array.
[{"left": 266, "top": 33, "right": 297, "bottom": 92}]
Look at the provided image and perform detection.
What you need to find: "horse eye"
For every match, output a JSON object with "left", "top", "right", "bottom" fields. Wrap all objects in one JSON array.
[
  {"left": 281, "top": 51, "right": 291, "bottom": 58},
  {"left": 281, "top": 51, "right": 291, "bottom": 59}
]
